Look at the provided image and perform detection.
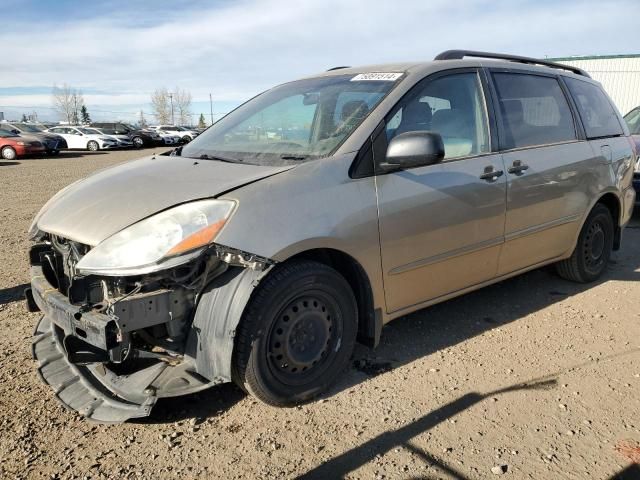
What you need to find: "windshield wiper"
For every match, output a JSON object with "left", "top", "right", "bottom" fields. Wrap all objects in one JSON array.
[
  {"left": 280, "top": 155, "right": 308, "bottom": 161},
  {"left": 196, "top": 154, "right": 243, "bottom": 163}
]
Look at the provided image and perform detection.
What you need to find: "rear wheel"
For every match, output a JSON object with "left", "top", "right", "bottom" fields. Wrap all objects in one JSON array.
[
  {"left": 1, "top": 146, "right": 16, "bottom": 160},
  {"left": 556, "top": 203, "right": 614, "bottom": 283},
  {"left": 87, "top": 141, "right": 99, "bottom": 151},
  {"left": 232, "top": 260, "right": 358, "bottom": 406}
]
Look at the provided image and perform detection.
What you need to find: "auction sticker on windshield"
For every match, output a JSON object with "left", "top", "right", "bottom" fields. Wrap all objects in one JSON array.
[{"left": 351, "top": 73, "right": 403, "bottom": 81}]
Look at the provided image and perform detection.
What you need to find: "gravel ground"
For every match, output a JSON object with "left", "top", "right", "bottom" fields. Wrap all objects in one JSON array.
[{"left": 1, "top": 150, "right": 639, "bottom": 479}]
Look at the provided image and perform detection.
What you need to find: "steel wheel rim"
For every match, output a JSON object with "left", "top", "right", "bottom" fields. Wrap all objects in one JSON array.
[
  {"left": 267, "top": 291, "right": 342, "bottom": 385},
  {"left": 583, "top": 220, "right": 606, "bottom": 270}
]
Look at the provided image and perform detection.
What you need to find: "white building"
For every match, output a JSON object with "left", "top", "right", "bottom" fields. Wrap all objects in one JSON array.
[{"left": 551, "top": 54, "right": 640, "bottom": 116}]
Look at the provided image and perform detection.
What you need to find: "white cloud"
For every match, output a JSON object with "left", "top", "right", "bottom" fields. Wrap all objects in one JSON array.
[{"left": 1, "top": 0, "right": 638, "bottom": 120}]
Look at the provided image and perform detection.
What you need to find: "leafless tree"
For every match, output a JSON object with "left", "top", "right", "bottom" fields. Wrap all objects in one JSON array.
[
  {"left": 151, "top": 88, "right": 171, "bottom": 124},
  {"left": 52, "top": 84, "right": 85, "bottom": 124},
  {"left": 174, "top": 88, "right": 192, "bottom": 125},
  {"left": 139, "top": 110, "right": 147, "bottom": 128}
]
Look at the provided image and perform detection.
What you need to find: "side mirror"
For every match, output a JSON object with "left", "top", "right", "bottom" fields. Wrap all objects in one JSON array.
[{"left": 381, "top": 131, "right": 445, "bottom": 171}]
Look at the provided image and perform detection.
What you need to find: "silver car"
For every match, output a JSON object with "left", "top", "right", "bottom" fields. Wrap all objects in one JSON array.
[{"left": 26, "top": 50, "right": 636, "bottom": 422}]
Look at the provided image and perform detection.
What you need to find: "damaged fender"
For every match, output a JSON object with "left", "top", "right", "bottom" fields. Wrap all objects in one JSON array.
[{"left": 185, "top": 263, "right": 272, "bottom": 383}]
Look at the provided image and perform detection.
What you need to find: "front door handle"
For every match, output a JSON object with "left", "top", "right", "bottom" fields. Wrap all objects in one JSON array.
[
  {"left": 507, "top": 160, "right": 529, "bottom": 175},
  {"left": 479, "top": 166, "right": 504, "bottom": 181}
]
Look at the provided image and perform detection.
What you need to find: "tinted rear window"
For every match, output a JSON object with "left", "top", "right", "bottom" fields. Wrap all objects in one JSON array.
[
  {"left": 492, "top": 73, "right": 577, "bottom": 149},
  {"left": 564, "top": 78, "right": 623, "bottom": 139}
]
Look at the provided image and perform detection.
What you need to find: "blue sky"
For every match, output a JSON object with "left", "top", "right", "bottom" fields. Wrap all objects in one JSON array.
[{"left": 1, "top": 0, "right": 638, "bottom": 123}]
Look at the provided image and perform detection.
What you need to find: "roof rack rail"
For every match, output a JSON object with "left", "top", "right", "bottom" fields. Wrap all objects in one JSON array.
[
  {"left": 326, "top": 66, "right": 351, "bottom": 71},
  {"left": 434, "top": 50, "right": 590, "bottom": 78}
]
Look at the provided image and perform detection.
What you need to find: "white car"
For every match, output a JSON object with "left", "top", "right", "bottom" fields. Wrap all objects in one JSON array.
[
  {"left": 45, "top": 126, "right": 118, "bottom": 151},
  {"left": 151, "top": 125, "right": 199, "bottom": 143},
  {"left": 85, "top": 128, "right": 133, "bottom": 148},
  {"left": 149, "top": 129, "right": 181, "bottom": 145}
]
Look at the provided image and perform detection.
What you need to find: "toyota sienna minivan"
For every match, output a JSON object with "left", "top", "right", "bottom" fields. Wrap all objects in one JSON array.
[{"left": 26, "top": 50, "right": 636, "bottom": 422}]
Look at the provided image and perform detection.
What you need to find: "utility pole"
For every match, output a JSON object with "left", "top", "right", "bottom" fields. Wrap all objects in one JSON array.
[
  {"left": 209, "top": 93, "right": 214, "bottom": 126},
  {"left": 169, "top": 93, "right": 174, "bottom": 125}
]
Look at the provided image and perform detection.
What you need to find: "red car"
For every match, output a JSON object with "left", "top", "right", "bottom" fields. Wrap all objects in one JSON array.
[{"left": 0, "top": 128, "right": 46, "bottom": 160}]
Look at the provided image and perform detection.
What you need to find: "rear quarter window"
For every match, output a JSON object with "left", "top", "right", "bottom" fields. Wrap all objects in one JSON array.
[{"left": 564, "top": 77, "right": 624, "bottom": 139}]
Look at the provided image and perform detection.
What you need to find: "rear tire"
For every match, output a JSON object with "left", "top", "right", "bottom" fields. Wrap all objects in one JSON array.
[
  {"left": 232, "top": 260, "right": 358, "bottom": 406},
  {"left": 87, "top": 141, "right": 99, "bottom": 151},
  {"left": 556, "top": 203, "right": 614, "bottom": 283},
  {"left": 1, "top": 146, "right": 16, "bottom": 160}
]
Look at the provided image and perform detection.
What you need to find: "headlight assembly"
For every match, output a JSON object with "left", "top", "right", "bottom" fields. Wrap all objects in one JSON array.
[{"left": 75, "top": 199, "right": 235, "bottom": 276}]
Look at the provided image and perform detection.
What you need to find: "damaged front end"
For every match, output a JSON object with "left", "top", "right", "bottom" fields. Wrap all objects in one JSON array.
[{"left": 28, "top": 235, "right": 272, "bottom": 423}]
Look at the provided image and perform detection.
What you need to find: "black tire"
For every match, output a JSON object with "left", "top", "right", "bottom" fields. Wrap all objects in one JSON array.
[
  {"left": 181, "top": 135, "right": 191, "bottom": 144},
  {"left": 232, "top": 260, "right": 358, "bottom": 406},
  {"left": 87, "top": 141, "right": 99, "bottom": 152},
  {"left": 49, "top": 150, "right": 60, "bottom": 156},
  {"left": 556, "top": 203, "right": 614, "bottom": 283},
  {"left": 132, "top": 136, "right": 144, "bottom": 148},
  {"left": 1, "top": 146, "right": 16, "bottom": 160}
]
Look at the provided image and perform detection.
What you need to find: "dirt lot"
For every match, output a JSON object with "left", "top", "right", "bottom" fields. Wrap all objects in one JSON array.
[{"left": 0, "top": 149, "right": 639, "bottom": 479}]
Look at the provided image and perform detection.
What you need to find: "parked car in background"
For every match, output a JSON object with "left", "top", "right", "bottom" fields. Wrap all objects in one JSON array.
[
  {"left": 623, "top": 107, "right": 640, "bottom": 204},
  {"left": 89, "top": 122, "right": 163, "bottom": 148},
  {"left": 0, "top": 122, "right": 68, "bottom": 155},
  {"left": 84, "top": 127, "right": 133, "bottom": 148},
  {"left": 45, "top": 126, "right": 118, "bottom": 151},
  {"left": 150, "top": 125, "right": 199, "bottom": 143},
  {"left": 0, "top": 128, "right": 45, "bottom": 159},
  {"left": 27, "top": 50, "right": 636, "bottom": 422},
  {"left": 151, "top": 128, "right": 181, "bottom": 145}
]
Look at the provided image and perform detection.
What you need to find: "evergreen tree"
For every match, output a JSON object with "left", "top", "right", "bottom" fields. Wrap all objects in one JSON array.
[
  {"left": 81, "top": 105, "right": 91, "bottom": 124},
  {"left": 198, "top": 113, "right": 206, "bottom": 129}
]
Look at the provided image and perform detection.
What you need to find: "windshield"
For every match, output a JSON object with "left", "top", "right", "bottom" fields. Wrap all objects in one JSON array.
[
  {"left": 15, "top": 123, "right": 42, "bottom": 133},
  {"left": 624, "top": 107, "right": 640, "bottom": 135},
  {"left": 0, "top": 128, "right": 18, "bottom": 138},
  {"left": 181, "top": 73, "right": 402, "bottom": 165}
]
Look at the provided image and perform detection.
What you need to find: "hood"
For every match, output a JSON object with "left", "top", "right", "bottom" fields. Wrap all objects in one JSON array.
[{"left": 36, "top": 155, "right": 293, "bottom": 246}]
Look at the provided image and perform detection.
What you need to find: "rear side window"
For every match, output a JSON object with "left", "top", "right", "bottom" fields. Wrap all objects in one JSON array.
[
  {"left": 492, "top": 73, "right": 577, "bottom": 149},
  {"left": 565, "top": 78, "right": 623, "bottom": 138}
]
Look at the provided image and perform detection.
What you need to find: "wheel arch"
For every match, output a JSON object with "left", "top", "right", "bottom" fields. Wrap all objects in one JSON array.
[
  {"left": 595, "top": 192, "right": 622, "bottom": 250},
  {"left": 286, "top": 248, "right": 381, "bottom": 348}
]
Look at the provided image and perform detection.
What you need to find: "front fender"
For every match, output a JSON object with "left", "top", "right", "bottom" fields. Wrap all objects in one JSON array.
[{"left": 184, "top": 266, "right": 271, "bottom": 383}]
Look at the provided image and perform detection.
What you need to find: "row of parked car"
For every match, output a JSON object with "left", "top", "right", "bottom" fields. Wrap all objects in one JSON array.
[{"left": 0, "top": 121, "right": 202, "bottom": 160}]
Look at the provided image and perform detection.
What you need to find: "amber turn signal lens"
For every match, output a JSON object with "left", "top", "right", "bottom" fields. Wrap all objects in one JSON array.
[{"left": 166, "top": 219, "right": 226, "bottom": 256}]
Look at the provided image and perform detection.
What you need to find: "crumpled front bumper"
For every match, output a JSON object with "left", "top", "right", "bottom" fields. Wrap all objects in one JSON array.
[{"left": 32, "top": 314, "right": 156, "bottom": 423}]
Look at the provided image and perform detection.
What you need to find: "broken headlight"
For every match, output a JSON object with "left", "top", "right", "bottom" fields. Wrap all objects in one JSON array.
[{"left": 75, "top": 199, "right": 235, "bottom": 276}]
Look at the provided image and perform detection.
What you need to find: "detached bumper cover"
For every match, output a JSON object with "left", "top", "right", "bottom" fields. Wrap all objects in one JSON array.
[{"left": 32, "top": 315, "right": 155, "bottom": 423}]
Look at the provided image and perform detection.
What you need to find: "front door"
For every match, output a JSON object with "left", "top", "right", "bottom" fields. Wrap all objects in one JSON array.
[{"left": 376, "top": 70, "right": 507, "bottom": 314}]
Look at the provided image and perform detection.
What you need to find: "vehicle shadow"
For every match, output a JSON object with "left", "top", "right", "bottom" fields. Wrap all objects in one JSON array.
[
  {"left": 0, "top": 283, "right": 29, "bottom": 306},
  {"left": 137, "top": 383, "right": 246, "bottom": 424},
  {"left": 27, "top": 151, "right": 109, "bottom": 160},
  {"left": 608, "top": 464, "right": 640, "bottom": 480},
  {"left": 0, "top": 160, "right": 20, "bottom": 166}
]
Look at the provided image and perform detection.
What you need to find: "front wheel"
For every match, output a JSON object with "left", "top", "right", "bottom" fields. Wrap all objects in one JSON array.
[
  {"left": 87, "top": 141, "right": 99, "bottom": 151},
  {"left": 181, "top": 135, "right": 191, "bottom": 143},
  {"left": 132, "top": 136, "right": 144, "bottom": 148},
  {"left": 232, "top": 260, "right": 358, "bottom": 406},
  {"left": 1, "top": 146, "right": 17, "bottom": 160},
  {"left": 556, "top": 203, "right": 614, "bottom": 283}
]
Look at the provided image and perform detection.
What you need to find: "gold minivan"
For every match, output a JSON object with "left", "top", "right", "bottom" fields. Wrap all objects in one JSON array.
[{"left": 27, "top": 50, "right": 636, "bottom": 422}]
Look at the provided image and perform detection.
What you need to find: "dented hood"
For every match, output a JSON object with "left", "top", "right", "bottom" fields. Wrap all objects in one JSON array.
[{"left": 36, "top": 155, "right": 293, "bottom": 246}]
